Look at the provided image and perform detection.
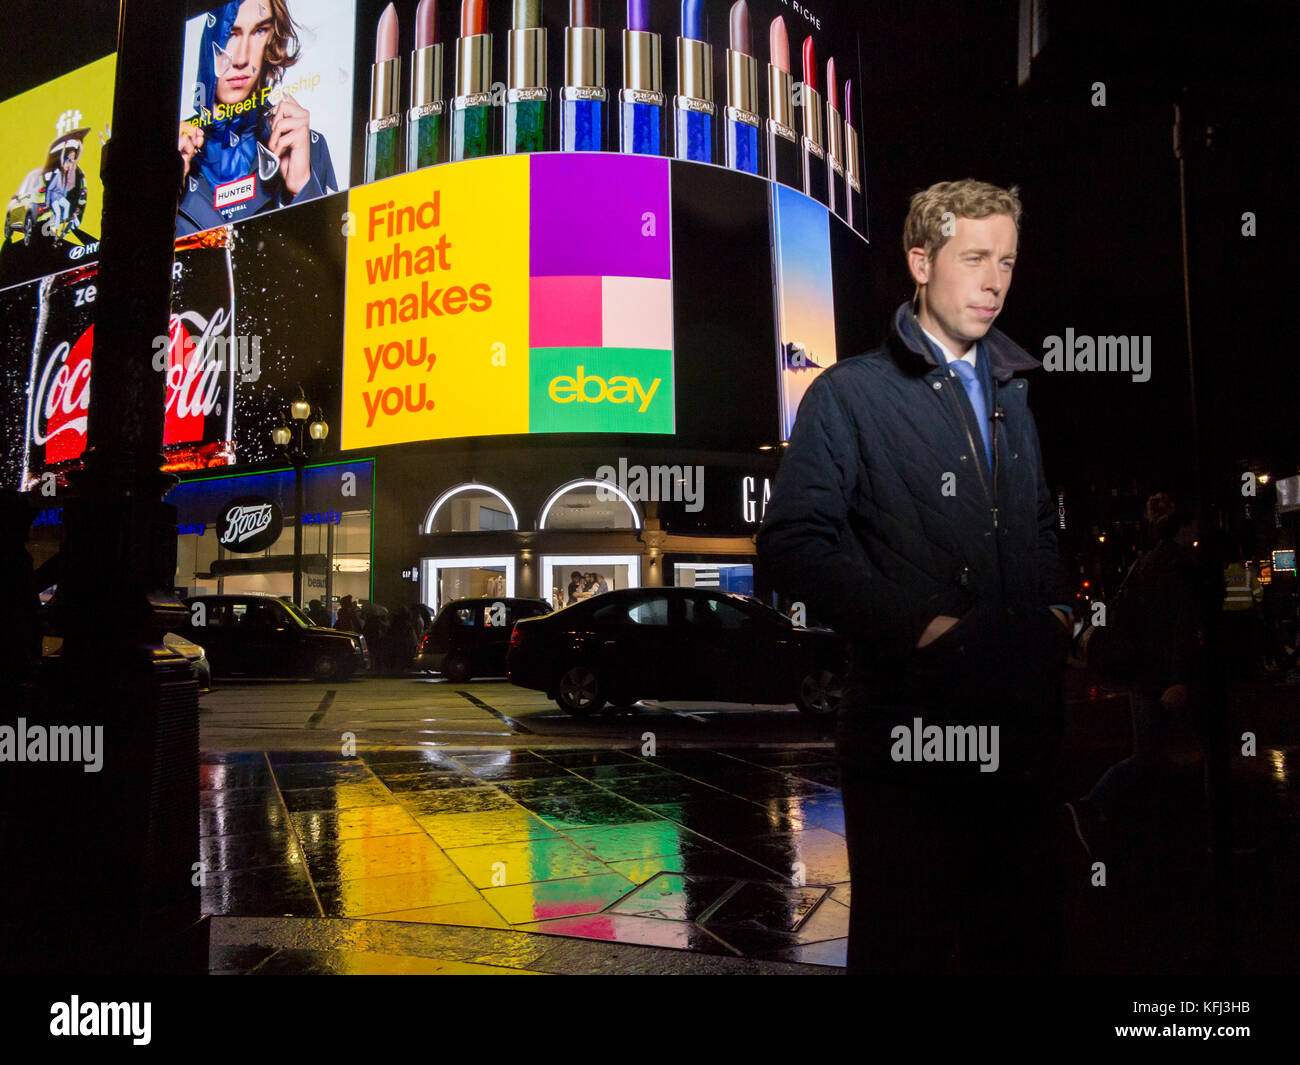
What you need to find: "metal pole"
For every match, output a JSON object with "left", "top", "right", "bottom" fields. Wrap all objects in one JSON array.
[
  {"left": 293, "top": 454, "right": 304, "bottom": 607},
  {"left": 1174, "top": 94, "right": 1234, "bottom": 970}
]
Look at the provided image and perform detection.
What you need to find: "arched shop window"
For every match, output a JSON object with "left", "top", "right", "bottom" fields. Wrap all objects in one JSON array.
[
  {"left": 539, "top": 480, "right": 641, "bottom": 530},
  {"left": 422, "top": 483, "right": 519, "bottom": 534}
]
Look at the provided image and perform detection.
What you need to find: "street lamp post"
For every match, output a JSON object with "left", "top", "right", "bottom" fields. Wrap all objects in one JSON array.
[{"left": 273, "top": 389, "right": 329, "bottom": 608}]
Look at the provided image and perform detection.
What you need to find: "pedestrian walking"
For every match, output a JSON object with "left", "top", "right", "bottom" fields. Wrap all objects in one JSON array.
[
  {"left": 306, "top": 598, "right": 329, "bottom": 627},
  {"left": 1076, "top": 493, "right": 1205, "bottom": 829},
  {"left": 388, "top": 607, "right": 418, "bottom": 674},
  {"left": 334, "top": 595, "right": 361, "bottom": 633}
]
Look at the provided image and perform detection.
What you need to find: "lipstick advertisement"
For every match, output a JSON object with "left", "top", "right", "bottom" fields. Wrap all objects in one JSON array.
[
  {"left": 344, "top": 0, "right": 868, "bottom": 236},
  {"left": 176, "top": 0, "right": 357, "bottom": 238},
  {"left": 0, "top": 53, "right": 116, "bottom": 293}
]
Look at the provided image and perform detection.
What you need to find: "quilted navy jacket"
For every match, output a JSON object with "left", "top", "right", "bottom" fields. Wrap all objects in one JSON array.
[{"left": 758, "top": 300, "right": 1072, "bottom": 698}]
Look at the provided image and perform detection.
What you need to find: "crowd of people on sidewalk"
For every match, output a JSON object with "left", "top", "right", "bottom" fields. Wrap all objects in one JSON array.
[{"left": 305, "top": 594, "right": 430, "bottom": 676}]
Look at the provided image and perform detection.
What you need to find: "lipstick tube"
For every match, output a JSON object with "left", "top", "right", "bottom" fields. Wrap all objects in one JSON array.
[
  {"left": 800, "top": 93, "right": 827, "bottom": 204},
  {"left": 844, "top": 115, "right": 864, "bottom": 234},
  {"left": 506, "top": 18, "right": 549, "bottom": 152},
  {"left": 452, "top": 26, "right": 497, "bottom": 159},
  {"left": 562, "top": 23, "right": 606, "bottom": 151},
  {"left": 825, "top": 96, "right": 845, "bottom": 220},
  {"left": 766, "top": 63, "right": 800, "bottom": 189},
  {"left": 407, "top": 43, "right": 445, "bottom": 170},
  {"left": 674, "top": 39, "right": 714, "bottom": 163},
  {"left": 366, "top": 57, "right": 403, "bottom": 182},
  {"left": 620, "top": 30, "right": 665, "bottom": 155},
  {"left": 725, "top": 47, "right": 759, "bottom": 173}
]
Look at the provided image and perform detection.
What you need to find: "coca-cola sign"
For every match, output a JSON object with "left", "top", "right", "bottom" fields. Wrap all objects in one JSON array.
[
  {"left": 162, "top": 308, "right": 233, "bottom": 440},
  {"left": 25, "top": 310, "right": 232, "bottom": 467},
  {"left": 19, "top": 243, "right": 240, "bottom": 490},
  {"left": 217, "top": 495, "right": 282, "bottom": 553},
  {"left": 28, "top": 328, "right": 93, "bottom": 463}
]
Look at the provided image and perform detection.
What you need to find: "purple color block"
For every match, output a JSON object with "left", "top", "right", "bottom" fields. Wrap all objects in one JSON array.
[{"left": 530, "top": 154, "right": 672, "bottom": 279}]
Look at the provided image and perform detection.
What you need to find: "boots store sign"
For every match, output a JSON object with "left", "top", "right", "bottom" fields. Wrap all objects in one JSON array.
[{"left": 217, "top": 496, "right": 283, "bottom": 553}]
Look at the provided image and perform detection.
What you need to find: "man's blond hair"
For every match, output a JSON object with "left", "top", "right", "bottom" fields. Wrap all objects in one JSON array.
[{"left": 903, "top": 179, "right": 1023, "bottom": 262}]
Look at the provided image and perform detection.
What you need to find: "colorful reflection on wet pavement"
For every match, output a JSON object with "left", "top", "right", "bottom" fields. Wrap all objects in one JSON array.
[{"left": 201, "top": 746, "right": 850, "bottom": 966}]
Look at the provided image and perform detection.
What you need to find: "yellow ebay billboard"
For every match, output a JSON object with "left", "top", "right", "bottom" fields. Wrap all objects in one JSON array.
[{"left": 340, "top": 152, "right": 675, "bottom": 449}]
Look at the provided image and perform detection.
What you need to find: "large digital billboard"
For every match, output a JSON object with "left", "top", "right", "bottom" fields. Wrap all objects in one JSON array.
[
  {"left": 0, "top": 0, "right": 873, "bottom": 487},
  {"left": 0, "top": 54, "right": 116, "bottom": 291},
  {"left": 340, "top": 152, "right": 674, "bottom": 448},
  {"left": 341, "top": 0, "right": 867, "bottom": 235},
  {"left": 3, "top": 198, "right": 346, "bottom": 491},
  {"left": 177, "top": 0, "right": 358, "bottom": 237}
]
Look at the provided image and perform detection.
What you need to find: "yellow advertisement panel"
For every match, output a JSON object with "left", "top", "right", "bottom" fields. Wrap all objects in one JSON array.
[
  {"left": 0, "top": 53, "right": 117, "bottom": 290},
  {"left": 341, "top": 155, "right": 531, "bottom": 448}
]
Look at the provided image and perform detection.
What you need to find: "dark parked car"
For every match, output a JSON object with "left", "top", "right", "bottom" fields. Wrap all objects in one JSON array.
[
  {"left": 507, "top": 587, "right": 846, "bottom": 715},
  {"left": 37, "top": 599, "right": 212, "bottom": 693},
  {"left": 417, "top": 597, "right": 553, "bottom": 682},
  {"left": 181, "top": 594, "right": 368, "bottom": 681}
]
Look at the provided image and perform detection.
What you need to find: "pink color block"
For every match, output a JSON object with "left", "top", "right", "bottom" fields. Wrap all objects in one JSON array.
[{"left": 530, "top": 276, "right": 603, "bottom": 347}]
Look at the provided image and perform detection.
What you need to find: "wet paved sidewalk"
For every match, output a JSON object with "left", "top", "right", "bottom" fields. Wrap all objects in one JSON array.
[
  {"left": 202, "top": 745, "right": 853, "bottom": 972},
  {"left": 203, "top": 673, "right": 1300, "bottom": 974}
]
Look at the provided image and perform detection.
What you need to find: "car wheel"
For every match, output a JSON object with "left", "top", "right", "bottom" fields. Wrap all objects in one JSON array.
[
  {"left": 312, "top": 653, "right": 341, "bottom": 682},
  {"left": 796, "top": 668, "right": 844, "bottom": 716},
  {"left": 555, "top": 663, "right": 606, "bottom": 715},
  {"left": 443, "top": 655, "right": 472, "bottom": 684}
]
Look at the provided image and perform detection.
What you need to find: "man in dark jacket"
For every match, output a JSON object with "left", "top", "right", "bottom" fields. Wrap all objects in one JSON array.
[{"left": 758, "top": 179, "right": 1074, "bottom": 974}]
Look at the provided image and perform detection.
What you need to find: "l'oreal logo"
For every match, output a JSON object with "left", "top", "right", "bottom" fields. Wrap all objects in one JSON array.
[
  {"left": 213, "top": 175, "right": 256, "bottom": 209},
  {"left": 547, "top": 366, "right": 661, "bottom": 413}
]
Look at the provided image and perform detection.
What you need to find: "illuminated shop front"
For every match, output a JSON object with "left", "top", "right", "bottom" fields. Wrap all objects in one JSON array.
[
  {"left": 168, "top": 460, "right": 375, "bottom": 610},
  {"left": 365, "top": 452, "right": 786, "bottom": 617}
]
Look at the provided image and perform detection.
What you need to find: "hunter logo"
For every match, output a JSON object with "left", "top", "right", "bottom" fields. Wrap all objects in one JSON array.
[
  {"left": 218, "top": 496, "right": 282, "bottom": 553},
  {"left": 214, "top": 174, "right": 256, "bottom": 209}
]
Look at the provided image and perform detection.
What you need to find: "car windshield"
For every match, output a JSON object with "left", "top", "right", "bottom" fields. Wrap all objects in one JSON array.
[
  {"left": 279, "top": 600, "right": 315, "bottom": 627},
  {"left": 727, "top": 593, "right": 791, "bottom": 625}
]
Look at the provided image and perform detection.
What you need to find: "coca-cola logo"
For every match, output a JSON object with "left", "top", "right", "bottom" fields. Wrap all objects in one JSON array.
[
  {"left": 217, "top": 496, "right": 283, "bottom": 553},
  {"left": 29, "top": 328, "right": 93, "bottom": 463},
  {"left": 27, "top": 307, "right": 233, "bottom": 468},
  {"left": 163, "top": 308, "right": 233, "bottom": 445}
]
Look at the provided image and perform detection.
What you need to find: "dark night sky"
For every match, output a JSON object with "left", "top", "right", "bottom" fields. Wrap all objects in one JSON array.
[
  {"left": 853, "top": 1, "right": 1298, "bottom": 504},
  {"left": 4, "top": 0, "right": 1296, "bottom": 537}
]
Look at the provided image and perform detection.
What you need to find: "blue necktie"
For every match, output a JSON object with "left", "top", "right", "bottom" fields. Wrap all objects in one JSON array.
[{"left": 949, "top": 358, "right": 993, "bottom": 472}]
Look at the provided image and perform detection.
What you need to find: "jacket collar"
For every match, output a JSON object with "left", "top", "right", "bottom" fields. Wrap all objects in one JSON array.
[{"left": 887, "top": 300, "right": 1040, "bottom": 382}]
